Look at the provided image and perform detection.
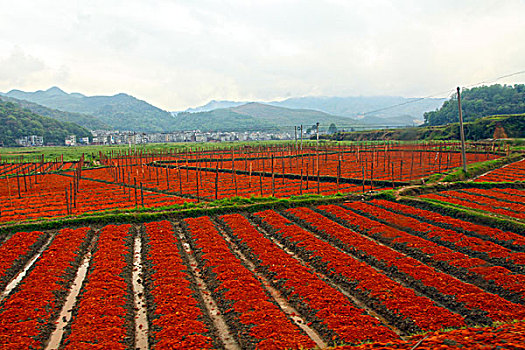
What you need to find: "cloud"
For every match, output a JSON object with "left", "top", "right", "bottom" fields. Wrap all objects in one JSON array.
[
  {"left": 0, "top": 0, "right": 524, "bottom": 109},
  {"left": 0, "top": 47, "right": 46, "bottom": 86}
]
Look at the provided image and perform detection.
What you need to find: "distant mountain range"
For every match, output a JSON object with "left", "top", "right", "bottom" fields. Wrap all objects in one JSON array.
[
  {"left": 172, "top": 102, "right": 364, "bottom": 132},
  {"left": 1, "top": 87, "right": 446, "bottom": 133},
  {"left": 1, "top": 87, "right": 174, "bottom": 133},
  {"left": 0, "top": 95, "right": 110, "bottom": 130},
  {"left": 268, "top": 96, "right": 445, "bottom": 121},
  {"left": 177, "top": 96, "right": 446, "bottom": 128},
  {"left": 177, "top": 100, "right": 249, "bottom": 114}
]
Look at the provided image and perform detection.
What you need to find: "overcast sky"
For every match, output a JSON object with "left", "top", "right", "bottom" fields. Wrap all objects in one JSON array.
[{"left": 1, "top": 0, "right": 524, "bottom": 110}]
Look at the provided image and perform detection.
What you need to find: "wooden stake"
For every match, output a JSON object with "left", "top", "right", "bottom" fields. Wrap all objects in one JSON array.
[
  {"left": 317, "top": 169, "right": 320, "bottom": 195},
  {"left": 23, "top": 168, "right": 27, "bottom": 192},
  {"left": 259, "top": 172, "right": 263, "bottom": 197},
  {"left": 134, "top": 178, "right": 138, "bottom": 209},
  {"left": 300, "top": 168, "right": 303, "bottom": 195},
  {"left": 410, "top": 150, "right": 414, "bottom": 181},
  {"left": 16, "top": 173, "right": 21, "bottom": 198},
  {"left": 196, "top": 167, "right": 200, "bottom": 202},
  {"left": 178, "top": 167, "right": 183, "bottom": 194},
  {"left": 65, "top": 189, "right": 69, "bottom": 215},
  {"left": 249, "top": 162, "right": 252, "bottom": 188},
  {"left": 234, "top": 170, "right": 238, "bottom": 197},
  {"left": 370, "top": 158, "right": 374, "bottom": 191},
  {"left": 391, "top": 162, "right": 395, "bottom": 189},
  {"left": 70, "top": 183, "right": 73, "bottom": 212},
  {"left": 306, "top": 164, "right": 309, "bottom": 190},
  {"left": 166, "top": 166, "right": 170, "bottom": 190},
  {"left": 215, "top": 164, "right": 219, "bottom": 200},
  {"left": 362, "top": 166, "right": 365, "bottom": 193},
  {"left": 281, "top": 156, "right": 285, "bottom": 184},
  {"left": 140, "top": 182, "right": 144, "bottom": 208}
]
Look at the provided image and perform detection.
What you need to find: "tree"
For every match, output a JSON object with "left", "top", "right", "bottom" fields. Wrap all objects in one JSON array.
[
  {"left": 423, "top": 84, "right": 525, "bottom": 126},
  {"left": 328, "top": 123, "right": 337, "bottom": 134}
]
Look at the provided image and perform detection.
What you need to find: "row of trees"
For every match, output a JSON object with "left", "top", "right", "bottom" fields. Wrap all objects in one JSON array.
[{"left": 424, "top": 84, "right": 525, "bottom": 126}]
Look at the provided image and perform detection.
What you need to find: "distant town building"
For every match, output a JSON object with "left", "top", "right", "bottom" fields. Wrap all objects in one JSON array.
[
  {"left": 65, "top": 135, "right": 77, "bottom": 146},
  {"left": 16, "top": 135, "right": 44, "bottom": 147},
  {"left": 86, "top": 129, "right": 293, "bottom": 146}
]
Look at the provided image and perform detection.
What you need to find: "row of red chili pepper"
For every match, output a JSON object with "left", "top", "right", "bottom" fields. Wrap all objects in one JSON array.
[
  {"left": 184, "top": 216, "right": 316, "bottom": 349},
  {"left": 337, "top": 320, "right": 525, "bottom": 350},
  {"left": 372, "top": 198, "right": 525, "bottom": 250},
  {"left": 0, "top": 230, "right": 48, "bottom": 291},
  {"left": 352, "top": 200, "right": 525, "bottom": 299},
  {"left": 219, "top": 149, "right": 498, "bottom": 182},
  {"left": 220, "top": 213, "right": 398, "bottom": 345},
  {"left": 421, "top": 191, "right": 525, "bottom": 220},
  {"left": 61, "top": 224, "right": 134, "bottom": 349},
  {"left": 0, "top": 227, "right": 91, "bottom": 348},
  {"left": 142, "top": 220, "right": 214, "bottom": 349},
  {"left": 457, "top": 187, "right": 525, "bottom": 211},
  {"left": 0, "top": 173, "right": 192, "bottom": 223},
  {"left": 94, "top": 163, "right": 368, "bottom": 200},
  {"left": 315, "top": 204, "right": 525, "bottom": 323},
  {"left": 475, "top": 158, "right": 525, "bottom": 182},
  {"left": 255, "top": 209, "right": 466, "bottom": 332}
]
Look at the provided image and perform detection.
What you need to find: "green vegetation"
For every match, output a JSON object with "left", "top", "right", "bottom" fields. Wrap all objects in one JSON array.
[
  {"left": 325, "top": 114, "right": 525, "bottom": 141},
  {"left": 0, "top": 140, "right": 313, "bottom": 163},
  {"left": 174, "top": 107, "right": 278, "bottom": 132},
  {"left": 424, "top": 84, "right": 525, "bottom": 126},
  {"left": 0, "top": 95, "right": 109, "bottom": 130},
  {"left": 0, "top": 100, "right": 92, "bottom": 147},
  {"left": 3, "top": 87, "right": 174, "bottom": 133},
  {"left": 173, "top": 102, "right": 358, "bottom": 132}
]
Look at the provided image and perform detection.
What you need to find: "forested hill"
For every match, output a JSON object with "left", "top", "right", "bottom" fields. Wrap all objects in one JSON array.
[
  {"left": 0, "top": 95, "right": 110, "bottom": 130},
  {"left": 2, "top": 87, "right": 174, "bottom": 132},
  {"left": 424, "top": 84, "right": 525, "bottom": 126},
  {"left": 0, "top": 100, "right": 92, "bottom": 147},
  {"left": 171, "top": 102, "right": 361, "bottom": 132}
]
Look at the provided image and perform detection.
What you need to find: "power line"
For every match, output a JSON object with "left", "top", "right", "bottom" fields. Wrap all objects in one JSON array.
[
  {"left": 169, "top": 69, "right": 525, "bottom": 132},
  {"left": 363, "top": 69, "right": 525, "bottom": 116},
  {"left": 464, "top": 70, "right": 525, "bottom": 89}
]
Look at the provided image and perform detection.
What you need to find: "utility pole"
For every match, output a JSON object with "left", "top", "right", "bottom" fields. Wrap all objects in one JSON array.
[
  {"left": 316, "top": 122, "right": 320, "bottom": 146},
  {"left": 457, "top": 87, "right": 467, "bottom": 172},
  {"left": 316, "top": 122, "right": 320, "bottom": 174}
]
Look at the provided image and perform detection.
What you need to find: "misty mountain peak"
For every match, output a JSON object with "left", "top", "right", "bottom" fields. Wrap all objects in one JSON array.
[{"left": 46, "top": 86, "right": 67, "bottom": 95}]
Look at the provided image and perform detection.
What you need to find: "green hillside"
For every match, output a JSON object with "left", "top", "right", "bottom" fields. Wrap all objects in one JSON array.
[
  {"left": 424, "top": 84, "right": 525, "bottom": 126},
  {"left": 172, "top": 102, "right": 362, "bottom": 132},
  {"left": 325, "top": 114, "right": 525, "bottom": 141},
  {"left": 0, "top": 95, "right": 110, "bottom": 130},
  {"left": 3, "top": 87, "right": 174, "bottom": 132},
  {"left": 0, "top": 100, "right": 92, "bottom": 147},
  {"left": 172, "top": 108, "right": 278, "bottom": 132}
]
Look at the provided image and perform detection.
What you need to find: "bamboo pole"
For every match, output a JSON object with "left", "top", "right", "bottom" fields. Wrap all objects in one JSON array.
[
  {"left": 215, "top": 163, "right": 219, "bottom": 200},
  {"left": 140, "top": 182, "right": 144, "bottom": 208}
]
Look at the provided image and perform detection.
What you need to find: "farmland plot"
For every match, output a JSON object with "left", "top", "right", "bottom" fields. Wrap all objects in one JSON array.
[{"left": 0, "top": 198, "right": 524, "bottom": 349}]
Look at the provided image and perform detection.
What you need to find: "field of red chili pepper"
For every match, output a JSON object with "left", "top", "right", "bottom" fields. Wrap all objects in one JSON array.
[
  {"left": 0, "top": 142, "right": 499, "bottom": 224},
  {"left": 0, "top": 142, "right": 523, "bottom": 349},
  {"left": 420, "top": 187, "right": 525, "bottom": 220},
  {"left": 1, "top": 196, "right": 524, "bottom": 348}
]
